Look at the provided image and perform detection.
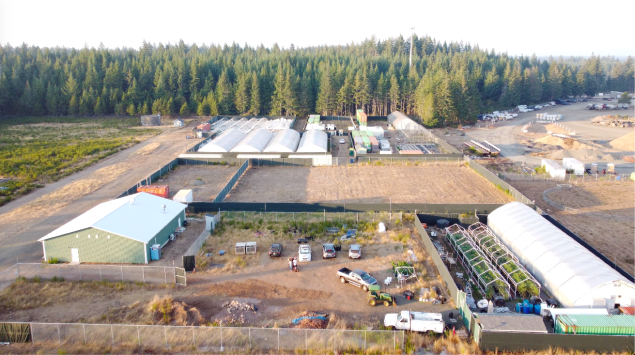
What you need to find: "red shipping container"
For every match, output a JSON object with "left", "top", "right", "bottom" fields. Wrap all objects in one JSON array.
[
  {"left": 197, "top": 123, "right": 211, "bottom": 132},
  {"left": 138, "top": 185, "right": 169, "bottom": 198}
]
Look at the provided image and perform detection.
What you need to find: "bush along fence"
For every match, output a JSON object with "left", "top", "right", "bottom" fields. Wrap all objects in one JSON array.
[
  {"left": 0, "top": 263, "right": 186, "bottom": 291},
  {"left": 117, "top": 158, "right": 178, "bottom": 198},
  {"left": 212, "top": 160, "right": 249, "bottom": 203},
  {"left": 3, "top": 322, "right": 405, "bottom": 354}
]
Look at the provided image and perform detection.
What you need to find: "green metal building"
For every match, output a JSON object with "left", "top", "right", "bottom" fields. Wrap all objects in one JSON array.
[{"left": 38, "top": 192, "right": 187, "bottom": 264}]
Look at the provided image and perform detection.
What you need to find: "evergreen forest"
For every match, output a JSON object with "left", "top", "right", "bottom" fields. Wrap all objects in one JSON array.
[{"left": 0, "top": 37, "right": 633, "bottom": 127}]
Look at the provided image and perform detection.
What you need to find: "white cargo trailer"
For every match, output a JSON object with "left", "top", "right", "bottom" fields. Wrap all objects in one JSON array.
[{"left": 562, "top": 158, "right": 585, "bottom": 175}]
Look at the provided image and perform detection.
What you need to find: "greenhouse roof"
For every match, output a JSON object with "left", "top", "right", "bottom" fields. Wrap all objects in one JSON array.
[
  {"left": 231, "top": 129, "right": 273, "bottom": 153},
  {"left": 263, "top": 129, "right": 300, "bottom": 153},
  {"left": 296, "top": 129, "right": 327, "bottom": 153},
  {"left": 198, "top": 129, "right": 245, "bottom": 153}
]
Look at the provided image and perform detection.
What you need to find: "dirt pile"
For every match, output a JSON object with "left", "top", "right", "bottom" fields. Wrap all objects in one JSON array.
[
  {"left": 293, "top": 312, "right": 329, "bottom": 329},
  {"left": 591, "top": 115, "right": 634, "bottom": 128},
  {"left": 610, "top": 131, "right": 635, "bottom": 151},
  {"left": 535, "top": 135, "right": 594, "bottom": 150},
  {"left": 213, "top": 300, "right": 258, "bottom": 325},
  {"left": 148, "top": 295, "right": 206, "bottom": 326},
  {"left": 549, "top": 149, "right": 613, "bottom": 162}
]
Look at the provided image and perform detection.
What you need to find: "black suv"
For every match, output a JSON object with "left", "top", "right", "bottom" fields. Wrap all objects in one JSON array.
[{"left": 268, "top": 243, "right": 283, "bottom": 257}]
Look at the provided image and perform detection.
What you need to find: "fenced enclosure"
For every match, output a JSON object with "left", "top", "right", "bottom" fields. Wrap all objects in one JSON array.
[
  {"left": 357, "top": 155, "right": 463, "bottom": 164},
  {"left": 10, "top": 322, "right": 403, "bottom": 353},
  {"left": 218, "top": 210, "right": 404, "bottom": 224},
  {"left": 0, "top": 263, "right": 186, "bottom": 290}
]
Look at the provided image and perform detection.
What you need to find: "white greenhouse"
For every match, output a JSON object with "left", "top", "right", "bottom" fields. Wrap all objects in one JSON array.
[
  {"left": 388, "top": 111, "right": 419, "bottom": 130},
  {"left": 198, "top": 129, "right": 245, "bottom": 153},
  {"left": 296, "top": 129, "right": 328, "bottom": 153},
  {"left": 231, "top": 129, "right": 273, "bottom": 153},
  {"left": 488, "top": 202, "right": 635, "bottom": 309},
  {"left": 263, "top": 129, "right": 300, "bottom": 153}
]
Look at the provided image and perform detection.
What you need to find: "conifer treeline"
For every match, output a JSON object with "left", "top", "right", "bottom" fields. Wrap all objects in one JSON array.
[{"left": 0, "top": 37, "right": 632, "bottom": 126}]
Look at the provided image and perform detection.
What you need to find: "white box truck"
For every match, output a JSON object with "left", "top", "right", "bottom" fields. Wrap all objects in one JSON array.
[{"left": 384, "top": 311, "right": 445, "bottom": 334}]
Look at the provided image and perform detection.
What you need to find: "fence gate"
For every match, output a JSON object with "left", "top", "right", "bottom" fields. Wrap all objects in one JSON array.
[{"left": 175, "top": 267, "right": 187, "bottom": 286}]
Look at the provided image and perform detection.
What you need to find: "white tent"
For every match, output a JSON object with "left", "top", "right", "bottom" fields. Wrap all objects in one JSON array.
[
  {"left": 263, "top": 129, "right": 300, "bottom": 153},
  {"left": 296, "top": 129, "right": 327, "bottom": 153},
  {"left": 388, "top": 111, "right": 419, "bottom": 130},
  {"left": 231, "top": 129, "right": 273, "bottom": 153},
  {"left": 488, "top": 202, "right": 635, "bottom": 309},
  {"left": 198, "top": 129, "right": 246, "bottom": 153}
]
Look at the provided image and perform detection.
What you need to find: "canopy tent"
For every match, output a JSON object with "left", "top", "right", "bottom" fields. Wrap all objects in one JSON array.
[
  {"left": 296, "top": 129, "right": 327, "bottom": 153},
  {"left": 487, "top": 202, "right": 635, "bottom": 309},
  {"left": 388, "top": 111, "right": 420, "bottom": 130},
  {"left": 263, "top": 129, "right": 300, "bottom": 153},
  {"left": 198, "top": 129, "right": 245, "bottom": 153},
  {"left": 230, "top": 129, "right": 273, "bottom": 153}
]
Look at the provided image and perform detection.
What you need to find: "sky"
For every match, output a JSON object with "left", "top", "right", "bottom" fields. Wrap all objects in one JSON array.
[{"left": 1, "top": 0, "right": 633, "bottom": 57}]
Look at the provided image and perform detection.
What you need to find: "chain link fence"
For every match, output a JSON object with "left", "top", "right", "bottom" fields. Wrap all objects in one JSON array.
[
  {"left": 501, "top": 172, "right": 632, "bottom": 183},
  {"left": 219, "top": 210, "right": 403, "bottom": 224},
  {"left": 19, "top": 322, "right": 403, "bottom": 353},
  {"left": 0, "top": 263, "right": 185, "bottom": 290}
]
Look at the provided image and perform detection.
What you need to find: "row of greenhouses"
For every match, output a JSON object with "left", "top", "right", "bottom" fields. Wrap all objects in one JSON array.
[
  {"left": 445, "top": 225, "right": 511, "bottom": 299},
  {"left": 467, "top": 223, "right": 541, "bottom": 298}
]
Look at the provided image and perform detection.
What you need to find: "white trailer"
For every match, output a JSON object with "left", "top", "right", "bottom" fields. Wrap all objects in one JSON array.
[
  {"left": 173, "top": 189, "right": 193, "bottom": 203},
  {"left": 562, "top": 158, "right": 585, "bottom": 175},
  {"left": 384, "top": 311, "right": 445, "bottom": 334},
  {"left": 542, "top": 159, "right": 566, "bottom": 180}
]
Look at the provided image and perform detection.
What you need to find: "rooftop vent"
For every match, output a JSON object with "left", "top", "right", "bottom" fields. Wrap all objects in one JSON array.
[
  {"left": 130, "top": 198, "right": 135, "bottom": 205},
  {"left": 161, "top": 204, "right": 166, "bottom": 213}
]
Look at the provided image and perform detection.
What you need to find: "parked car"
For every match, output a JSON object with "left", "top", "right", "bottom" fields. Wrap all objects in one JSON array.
[
  {"left": 384, "top": 311, "right": 445, "bottom": 334},
  {"left": 268, "top": 243, "right": 283, "bottom": 257},
  {"left": 349, "top": 244, "right": 362, "bottom": 259},
  {"left": 339, "top": 138, "right": 346, "bottom": 144},
  {"left": 298, "top": 244, "right": 312, "bottom": 262},
  {"left": 338, "top": 268, "right": 377, "bottom": 291},
  {"left": 322, "top": 243, "right": 336, "bottom": 259}
]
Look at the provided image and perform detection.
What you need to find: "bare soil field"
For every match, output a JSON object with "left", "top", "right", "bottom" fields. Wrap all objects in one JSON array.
[
  {"left": 158, "top": 165, "right": 240, "bottom": 201},
  {"left": 510, "top": 180, "right": 635, "bottom": 272},
  {"left": 0, "top": 216, "right": 456, "bottom": 333},
  {"left": 225, "top": 163, "right": 514, "bottom": 204}
]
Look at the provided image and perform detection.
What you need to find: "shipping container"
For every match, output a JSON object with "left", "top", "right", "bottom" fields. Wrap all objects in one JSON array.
[
  {"left": 555, "top": 315, "right": 635, "bottom": 335},
  {"left": 197, "top": 123, "right": 211, "bottom": 132},
  {"left": 352, "top": 131, "right": 361, "bottom": 137},
  {"left": 138, "top": 185, "right": 169, "bottom": 198}
]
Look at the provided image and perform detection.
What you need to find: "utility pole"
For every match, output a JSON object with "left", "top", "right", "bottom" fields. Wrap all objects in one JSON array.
[{"left": 409, "top": 26, "right": 415, "bottom": 68}]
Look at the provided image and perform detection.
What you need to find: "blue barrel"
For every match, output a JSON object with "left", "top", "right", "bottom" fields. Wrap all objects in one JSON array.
[
  {"left": 515, "top": 303, "right": 522, "bottom": 313},
  {"left": 523, "top": 299, "right": 529, "bottom": 305},
  {"left": 534, "top": 304, "right": 541, "bottom": 315},
  {"left": 528, "top": 304, "right": 534, "bottom": 313},
  {"left": 523, "top": 305, "right": 529, "bottom": 314}
]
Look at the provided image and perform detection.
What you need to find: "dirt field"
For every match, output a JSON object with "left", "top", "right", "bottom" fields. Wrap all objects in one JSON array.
[
  {"left": 225, "top": 163, "right": 514, "bottom": 204},
  {"left": 0, "top": 216, "right": 456, "bottom": 330},
  {"left": 158, "top": 165, "right": 240, "bottom": 201},
  {"left": 510, "top": 179, "right": 635, "bottom": 272},
  {"left": 0, "top": 120, "right": 209, "bottom": 267}
]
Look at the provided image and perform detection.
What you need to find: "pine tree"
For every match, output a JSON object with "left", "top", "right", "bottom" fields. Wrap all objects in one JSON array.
[
  {"left": 316, "top": 65, "right": 335, "bottom": 115},
  {"left": 68, "top": 95, "right": 79, "bottom": 115},
  {"left": 388, "top": 76, "right": 400, "bottom": 113},
  {"left": 215, "top": 70, "right": 233, "bottom": 114},
  {"left": 234, "top": 73, "right": 250, "bottom": 115},
  {"left": 94, "top": 96, "right": 105, "bottom": 115},
  {"left": 270, "top": 64, "right": 285, "bottom": 115},
  {"left": 249, "top": 72, "right": 261, "bottom": 115},
  {"left": 179, "top": 102, "right": 189, "bottom": 116}
]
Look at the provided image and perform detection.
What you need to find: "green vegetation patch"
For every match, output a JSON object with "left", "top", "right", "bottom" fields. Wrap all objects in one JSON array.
[{"left": 0, "top": 117, "right": 158, "bottom": 205}]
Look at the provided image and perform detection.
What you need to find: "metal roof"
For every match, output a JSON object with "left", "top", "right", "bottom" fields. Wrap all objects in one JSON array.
[
  {"left": 558, "top": 314, "right": 635, "bottom": 328},
  {"left": 477, "top": 314, "right": 548, "bottom": 333},
  {"left": 38, "top": 193, "right": 186, "bottom": 244}
]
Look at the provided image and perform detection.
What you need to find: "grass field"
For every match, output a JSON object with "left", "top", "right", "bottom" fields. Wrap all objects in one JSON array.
[{"left": 0, "top": 117, "right": 159, "bottom": 205}]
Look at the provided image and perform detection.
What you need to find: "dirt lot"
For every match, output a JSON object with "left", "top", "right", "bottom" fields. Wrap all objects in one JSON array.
[
  {"left": 510, "top": 179, "right": 635, "bottom": 272},
  {"left": 158, "top": 165, "right": 240, "bottom": 201},
  {"left": 225, "top": 163, "right": 514, "bottom": 204},
  {"left": 0, "top": 216, "right": 456, "bottom": 330}
]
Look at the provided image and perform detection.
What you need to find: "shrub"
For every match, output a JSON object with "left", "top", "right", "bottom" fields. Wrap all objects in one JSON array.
[{"left": 47, "top": 257, "right": 60, "bottom": 264}]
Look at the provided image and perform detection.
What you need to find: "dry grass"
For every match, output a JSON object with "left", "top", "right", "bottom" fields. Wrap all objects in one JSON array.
[
  {"left": 132, "top": 142, "right": 161, "bottom": 156},
  {"left": 0, "top": 162, "right": 130, "bottom": 243}
]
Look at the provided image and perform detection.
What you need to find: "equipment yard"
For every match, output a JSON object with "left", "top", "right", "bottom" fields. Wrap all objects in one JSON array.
[
  {"left": 225, "top": 163, "right": 514, "bottom": 204},
  {"left": 510, "top": 179, "right": 635, "bottom": 272},
  {"left": 158, "top": 165, "right": 240, "bottom": 201}
]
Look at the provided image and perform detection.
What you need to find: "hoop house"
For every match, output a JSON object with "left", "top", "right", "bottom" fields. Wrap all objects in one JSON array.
[
  {"left": 231, "top": 129, "right": 273, "bottom": 153},
  {"left": 445, "top": 225, "right": 511, "bottom": 299},
  {"left": 263, "top": 129, "right": 300, "bottom": 153},
  {"left": 296, "top": 129, "right": 327, "bottom": 153},
  {"left": 467, "top": 223, "right": 541, "bottom": 298},
  {"left": 198, "top": 128, "right": 246, "bottom": 153}
]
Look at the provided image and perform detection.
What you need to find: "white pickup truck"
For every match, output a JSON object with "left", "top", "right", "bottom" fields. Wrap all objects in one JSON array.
[{"left": 384, "top": 311, "right": 445, "bottom": 334}]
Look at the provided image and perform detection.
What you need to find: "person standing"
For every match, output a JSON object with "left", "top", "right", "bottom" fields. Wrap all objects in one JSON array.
[
  {"left": 292, "top": 257, "right": 298, "bottom": 272},
  {"left": 288, "top": 257, "right": 293, "bottom": 271}
]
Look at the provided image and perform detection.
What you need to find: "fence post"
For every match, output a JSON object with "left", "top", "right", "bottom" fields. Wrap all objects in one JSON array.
[
  {"left": 137, "top": 325, "right": 141, "bottom": 348},
  {"left": 249, "top": 328, "right": 251, "bottom": 349},
  {"left": 111, "top": 325, "right": 114, "bottom": 346},
  {"left": 192, "top": 326, "right": 195, "bottom": 347},
  {"left": 165, "top": 326, "right": 168, "bottom": 348},
  {"left": 57, "top": 324, "right": 61, "bottom": 345},
  {"left": 164, "top": 267, "right": 167, "bottom": 284},
  {"left": 16, "top": 260, "right": 19, "bottom": 278},
  {"left": 79, "top": 265, "right": 82, "bottom": 281},
  {"left": 305, "top": 329, "right": 307, "bottom": 351},
  {"left": 364, "top": 330, "right": 366, "bottom": 350},
  {"left": 100, "top": 266, "right": 102, "bottom": 281},
  {"left": 278, "top": 328, "right": 280, "bottom": 352},
  {"left": 82, "top": 324, "right": 86, "bottom": 344},
  {"left": 143, "top": 267, "right": 145, "bottom": 283},
  {"left": 333, "top": 329, "right": 336, "bottom": 353}
]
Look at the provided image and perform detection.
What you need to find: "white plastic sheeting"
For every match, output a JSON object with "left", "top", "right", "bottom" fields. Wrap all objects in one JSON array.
[
  {"left": 296, "top": 129, "right": 328, "bottom": 153},
  {"left": 488, "top": 202, "right": 635, "bottom": 309},
  {"left": 198, "top": 129, "right": 246, "bottom": 153},
  {"left": 231, "top": 129, "right": 273, "bottom": 153},
  {"left": 541, "top": 159, "right": 566, "bottom": 180},
  {"left": 388, "top": 111, "right": 420, "bottom": 130},
  {"left": 263, "top": 129, "right": 300, "bottom": 153}
]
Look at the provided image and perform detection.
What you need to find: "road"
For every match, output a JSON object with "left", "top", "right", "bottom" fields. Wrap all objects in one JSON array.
[{"left": 0, "top": 123, "right": 205, "bottom": 268}]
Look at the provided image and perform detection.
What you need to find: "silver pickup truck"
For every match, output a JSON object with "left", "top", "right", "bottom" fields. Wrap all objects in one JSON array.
[{"left": 337, "top": 267, "right": 377, "bottom": 291}]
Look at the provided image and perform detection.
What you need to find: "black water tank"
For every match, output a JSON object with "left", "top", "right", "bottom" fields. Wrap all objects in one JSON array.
[
  {"left": 436, "top": 219, "right": 450, "bottom": 229},
  {"left": 182, "top": 255, "right": 195, "bottom": 272}
]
